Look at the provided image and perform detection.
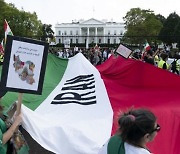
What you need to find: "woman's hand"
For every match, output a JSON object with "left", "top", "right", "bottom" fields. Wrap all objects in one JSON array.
[
  {"left": 2, "top": 113, "right": 22, "bottom": 145},
  {"left": 13, "top": 113, "right": 22, "bottom": 127}
]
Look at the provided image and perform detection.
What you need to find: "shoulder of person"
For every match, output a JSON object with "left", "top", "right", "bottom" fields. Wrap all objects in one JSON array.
[{"left": 124, "top": 142, "right": 151, "bottom": 154}]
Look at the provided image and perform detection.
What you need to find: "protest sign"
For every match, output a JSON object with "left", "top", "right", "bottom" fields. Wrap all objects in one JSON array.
[
  {"left": 1, "top": 35, "right": 49, "bottom": 94},
  {"left": 116, "top": 44, "right": 132, "bottom": 58}
]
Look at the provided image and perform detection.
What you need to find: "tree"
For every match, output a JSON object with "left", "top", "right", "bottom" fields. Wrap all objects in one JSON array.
[
  {"left": 155, "top": 14, "right": 166, "bottom": 24},
  {"left": 158, "top": 12, "right": 180, "bottom": 45},
  {"left": 41, "top": 24, "right": 54, "bottom": 42},
  {"left": 0, "top": 0, "right": 8, "bottom": 41},
  {"left": 0, "top": 0, "right": 43, "bottom": 41},
  {"left": 174, "top": 21, "right": 180, "bottom": 48},
  {"left": 123, "top": 8, "right": 163, "bottom": 46}
]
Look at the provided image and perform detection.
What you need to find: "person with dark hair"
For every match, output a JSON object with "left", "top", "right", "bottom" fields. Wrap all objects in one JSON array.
[
  {"left": 171, "top": 58, "right": 179, "bottom": 75},
  {"left": 158, "top": 53, "right": 170, "bottom": 70},
  {"left": 143, "top": 50, "right": 155, "bottom": 65},
  {"left": 98, "top": 108, "right": 160, "bottom": 154}
]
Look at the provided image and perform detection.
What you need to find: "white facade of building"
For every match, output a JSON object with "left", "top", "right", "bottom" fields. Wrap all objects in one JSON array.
[{"left": 55, "top": 18, "right": 125, "bottom": 45}]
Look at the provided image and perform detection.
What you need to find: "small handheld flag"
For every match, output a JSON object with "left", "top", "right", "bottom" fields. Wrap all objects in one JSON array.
[
  {"left": 144, "top": 42, "right": 151, "bottom": 51},
  {"left": 4, "top": 19, "right": 13, "bottom": 45},
  {"left": 0, "top": 40, "right": 4, "bottom": 53}
]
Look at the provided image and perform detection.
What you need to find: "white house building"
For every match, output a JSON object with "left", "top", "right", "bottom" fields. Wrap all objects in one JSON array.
[{"left": 55, "top": 18, "right": 125, "bottom": 46}]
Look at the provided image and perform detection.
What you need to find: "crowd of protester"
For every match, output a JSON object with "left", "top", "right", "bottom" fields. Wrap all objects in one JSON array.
[
  {"left": 132, "top": 46, "right": 180, "bottom": 75},
  {"left": 49, "top": 44, "right": 180, "bottom": 75},
  {"left": 49, "top": 46, "right": 115, "bottom": 66}
]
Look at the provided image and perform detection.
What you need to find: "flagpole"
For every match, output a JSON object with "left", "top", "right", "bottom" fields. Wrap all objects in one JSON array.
[
  {"left": 153, "top": 49, "right": 160, "bottom": 58},
  {"left": 16, "top": 93, "right": 23, "bottom": 116}
]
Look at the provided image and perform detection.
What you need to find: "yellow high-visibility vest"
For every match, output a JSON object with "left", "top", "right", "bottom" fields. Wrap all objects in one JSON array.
[
  {"left": 158, "top": 59, "right": 169, "bottom": 69},
  {"left": 154, "top": 55, "right": 159, "bottom": 63},
  {"left": 0, "top": 55, "right": 4, "bottom": 63},
  {"left": 176, "top": 61, "right": 180, "bottom": 71}
]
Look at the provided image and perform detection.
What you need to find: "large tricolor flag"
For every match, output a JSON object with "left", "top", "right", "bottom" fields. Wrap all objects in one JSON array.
[
  {"left": 4, "top": 19, "right": 13, "bottom": 45},
  {"left": 1, "top": 53, "right": 180, "bottom": 154},
  {"left": 1, "top": 53, "right": 113, "bottom": 154}
]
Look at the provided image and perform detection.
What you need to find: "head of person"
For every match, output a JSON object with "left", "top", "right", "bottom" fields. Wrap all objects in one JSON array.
[
  {"left": 147, "top": 50, "right": 154, "bottom": 57},
  {"left": 160, "top": 53, "right": 168, "bottom": 61},
  {"left": 118, "top": 108, "right": 160, "bottom": 146}
]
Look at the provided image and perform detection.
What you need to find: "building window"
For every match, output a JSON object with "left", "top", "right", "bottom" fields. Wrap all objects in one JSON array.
[
  {"left": 58, "top": 31, "right": 61, "bottom": 35},
  {"left": 114, "top": 30, "right": 116, "bottom": 35},
  {"left": 70, "top": 31, "right": 73, "bottom": 35},
  {"left": 70, "top": 39, "right": 73, "bottom": 44},
  {"left": 114, "top": 39, "right": 116, "bottom": 44},
  {"left": 76, "top": 39, "right": 78, "bottom": 44},
  {"left": 99, "top": 39, "right": 101, "bottom": 44},
  {"left": 120, "top": 31, "right": 123, "bottom": 35},
  {"left": 108, "top": 30, "right": 110, "bottom": 35},
  {"left": 64, "top": 31, "right": 67, "bottom": 35},
  {"left": 59, "top": 39, "right": 61, "bottom": 43},
  {"left": 108, "top": 38, "right": 110, "bottom": 44},
  {"left": 76, "top": 30, "right": 78, "bottom": 35}
]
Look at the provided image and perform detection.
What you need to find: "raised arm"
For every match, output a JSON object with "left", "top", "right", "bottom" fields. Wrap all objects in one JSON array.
[
  {"left": 1, "top": 93, "right": 23, "bottom": 144},
  {"left": 2, "top": 114, "right": 22, "bottom": 144}
]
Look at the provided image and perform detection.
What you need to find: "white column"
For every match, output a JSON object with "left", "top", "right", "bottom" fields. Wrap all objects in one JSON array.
[
  {"left": 79, "top": 28, "right": 82, "bottom": 43},
  {"left": 95, "top": 27, "right": 97, "bottom": 44},
  {"left": 87, "top": 27, "right": 89, "bottom": 36},
  {"left": 86, "top": 27, "right": 89, "bottom": 49},
  {"left": 103, "top": 28, "right": 106, "bottom": 43}
]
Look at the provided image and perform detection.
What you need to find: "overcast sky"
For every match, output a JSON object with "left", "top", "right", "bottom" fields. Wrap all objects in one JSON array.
[{"left": 4, "top": 0, "right": 180, "bottom": 28}]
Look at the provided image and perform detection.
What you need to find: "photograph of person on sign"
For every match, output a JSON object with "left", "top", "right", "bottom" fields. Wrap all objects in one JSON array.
[{"left": 1, "top": 35, "right": 48, "bottom": 94}]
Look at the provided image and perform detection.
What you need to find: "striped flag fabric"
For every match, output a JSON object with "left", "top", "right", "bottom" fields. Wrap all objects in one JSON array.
[
  {"left": 1, "top": 53, "right": 113, "bottom": 154},
  {"left": 1, "top": 53, "right": 180, "bottom": 154},
  {"left": 97, "top": 56, "right": 180, "bottom": 154},
  {"left": 4, "top": 19, "right": 13, "bottom": 44}
]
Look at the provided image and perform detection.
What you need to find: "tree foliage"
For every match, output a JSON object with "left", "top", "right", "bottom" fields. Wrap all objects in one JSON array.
[
  {"left": 0, "top": 0, "right": 54, "bottom": 42},
  {"left": 158, "top": 12, "right": 180, "bottom": 44},
  {"left": 174, "top": 21, "right": 180, "bottom": 47},
  {"left": 155, "top": 14, "right": 166, "bottom": 24},
  {"left": 41, "top": 24, "right": 54, "bottom": 42},
  {"left": 123, "top": 8, "right": 163, "bottom": 45}
]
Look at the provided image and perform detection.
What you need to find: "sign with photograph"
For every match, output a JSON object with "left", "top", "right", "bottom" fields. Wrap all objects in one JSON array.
[
  {"left": 116, "top": 44, "right": 132, "bottom": 58},
  {"left": 1, "top": 35, "right": 49, "bottom": 94}
]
